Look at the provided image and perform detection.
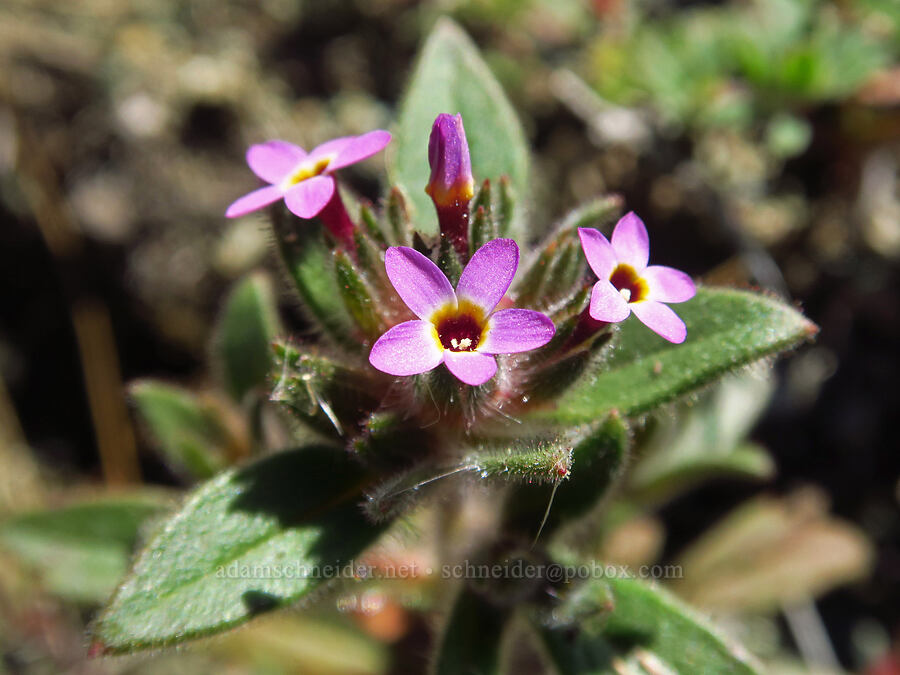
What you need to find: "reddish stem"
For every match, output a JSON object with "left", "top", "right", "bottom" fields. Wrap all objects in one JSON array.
[
  {"left": 318, "top": 188, "right": 357, "bottom": 253},
  {"left": 563, "top": 304, "right": 610, "bottom": 351},
  {"left": 436, "top": 203, "right": 470, "bottom": 262}
]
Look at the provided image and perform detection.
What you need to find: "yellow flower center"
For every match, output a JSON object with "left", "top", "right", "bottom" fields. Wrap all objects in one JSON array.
[
  {"left": 430, "top": 300, "right": 487, "bottom": 352},
  {"left": 283, "top": 156, "right": 333, "bottom": 188},
  {"left": 609, "top": 263, "right": 649, "bottom": 303}
]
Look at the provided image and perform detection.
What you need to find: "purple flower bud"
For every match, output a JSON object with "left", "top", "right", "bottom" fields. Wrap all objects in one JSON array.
[
  {"left": 425, "top": 113, "right": 475, "bottom": 209},
  {"left": 425, "top": 114, "right": 475, "bottom": 260}
]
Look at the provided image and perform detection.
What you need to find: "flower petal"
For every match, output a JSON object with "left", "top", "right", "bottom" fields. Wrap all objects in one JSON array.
[
  {"left": 283, "top": 175, "right": 335, "bottom": 219},
  {"left": 225, "top": 185, "right": 284, "bottom": 218},
  {"left": 456, "top": 238, "right": 518, "bottom": 314},
  {"left": 384, "top": 247, "right": 456, "bottom": 319},
  {"left": 589, "top": 280, "right": 631, "bottom": 323},
  {"left": 246, "top": 141, "right": 306, "bottom": 184},
  {"left": 329, "top": 130, "right": 392, "bottom": 171},
  {"left": 305, "top": 136, "right": 355, "bottom": 164},
  {"left": 630, "top": 300, "right": 687, "bottom": 343},
  {"left": 642, "top": 266, "right": 696, "bottom": 303},
  {"left": 368, "top": 320, "right": 444, "bottom": 376},
  {"left": 479, "top": 309, "right": 555, "bottom": 355},
  {"left": 443, "top": 351, "right": 497, "bottom": 386},
  {"left": 611, "top": 212, "right": 650, "bottom": 271},
  {"left": 578, "top": 227, "right": 618, "bottom": 280}
]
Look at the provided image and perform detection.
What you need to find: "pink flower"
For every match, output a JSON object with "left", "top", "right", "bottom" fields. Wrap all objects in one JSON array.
[
  {"left": 578, "top": 212, "right": 696, "bottom": 343},
  {"left": 369, "top": 239, "right": 555, "bottom": 386},
  {"left": 225, "top": 130, "right": 391, "bottom": 219}
]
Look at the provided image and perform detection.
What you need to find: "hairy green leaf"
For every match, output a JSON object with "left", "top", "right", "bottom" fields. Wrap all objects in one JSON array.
[
  {"left": 391, "top": 18, "right": 529, "bottom": 239},
  {"left": 531, "top": 287, "right": 816, "bottom": 424},
  {"left": 601, "top": 576, "right": 760, "bottom": 673},
  {"left": 535, "top": 576, "right": 759, "bottom": 674},
  {"left": 92, "top": 445, "right": 384, "bottom": 653}
]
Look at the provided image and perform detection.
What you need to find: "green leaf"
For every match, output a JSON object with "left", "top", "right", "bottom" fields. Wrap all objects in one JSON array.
[
  {"left": 92, "top": 445, "right": 385, "bottom": 653},
  {"left": 433, "top": 586, "right": 509, "bottom": 675},
  {"left": 599, "top": 576, "right": 759, "bottom": 673},
  {"left": 130, "top": 380, "right": 230, "bottom": 480},
  {"left": 530, "top": 287, "right": 817, "bottom": 424},
  {"left": 627, "top": 374, "right": 775, "bottom": 505},
  {"left": 391, "top": 18, "right": 530, "bottom": 239},
  {"left": 536, "top": 576, "right": 759, "bottom": 674},
  {"left": 214, "top": 272, "right": 283, "bottom": 402},
  {"left": 0, "top": 495, "right": 167, "bottom": 604}
]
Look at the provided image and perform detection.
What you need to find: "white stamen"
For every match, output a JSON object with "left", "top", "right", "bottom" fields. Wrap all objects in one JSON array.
[
  {"left": 450, "top": 338, "right": 459, "bottom": 349},
  {"left": 619, "top": 288, "right": 631, "bottom": 302},
  {"left": 458, "top": 337, "right": 472, "bottom": 349}
]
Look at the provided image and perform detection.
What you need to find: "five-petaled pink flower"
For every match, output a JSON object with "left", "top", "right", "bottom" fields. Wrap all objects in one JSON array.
[
  {"left": 369, "top": 239, "right": 556, "bottom": 386},
  {"left": 579, "top": 212, "right": 696, "bottom": 343},
  {"left": 226, "top": 130, "right": 391, "bottom": 219}
]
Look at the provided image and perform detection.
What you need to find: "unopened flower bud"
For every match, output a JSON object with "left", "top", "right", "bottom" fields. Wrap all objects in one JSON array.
[{"left": 425, "top": 113, "right": 475, "bottom": 260}]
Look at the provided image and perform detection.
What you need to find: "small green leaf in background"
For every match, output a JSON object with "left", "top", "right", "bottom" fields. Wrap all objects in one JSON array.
[
  {"left": 627, "top": 374, "right": 776, "bottom": 505},
  {"left": 92, "top": 444, "right": 386, "bottom": 654},
  {"left": 130, "top": 380, "right": 233, "bottom": 480},
  {"left": 531, "top": 287, "right": 817, "bottom": 425},
  {"left": 391, "top": 18, "right": 530, "bottom": 239},
  {"left": 213, "top": 271, "right": 283, "bottom": 403},
  {"left": 0, "top": 495, "right": 168, "bottom": 604},
  {"left": 672, "top": 489, "right": 873, "bottom": 614},
  {"left": 433, "top": 585, "right": 509, "bottom": 675}
]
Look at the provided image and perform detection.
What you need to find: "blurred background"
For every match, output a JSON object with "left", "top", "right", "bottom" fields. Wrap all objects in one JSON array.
[{"left": 0, "top": 0, "right": 898, "bottom": 673}]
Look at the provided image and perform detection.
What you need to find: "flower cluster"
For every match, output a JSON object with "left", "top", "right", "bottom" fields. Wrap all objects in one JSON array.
[{"left": 227, "top": 114, "right": 695, "bottom": 392}]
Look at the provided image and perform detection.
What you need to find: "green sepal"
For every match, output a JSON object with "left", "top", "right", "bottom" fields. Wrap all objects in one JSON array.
[
  {"left": 270, "top": 206, "right": 357, "bottom": 351},
  {"left": 386, "top": 186, "right": 412, "bottom": 246},
  {"left": 334, "top": 249, "right": 384, "bottom": 341},
  {"left": 496, "top": 175, "right": 515, "bottom": 237},
  {"left": 353, "top": 227, "right": 387, "bottom": 282},
  {"left": 470, "top": 179, "right": 498, "bottom": 253},
  {"left": 515, "top": 196, "right": 621, "bottom": 307},
  {"left": 465, "top": 437, "right": 573, "bottom": 485},
  {"left": 358, "top": 202, "right": 387, "bottom": 246},
  {"left": 558, "top": 194, "right": 623, "bottom": 232},
  {"left": 271, "top": 342, "right": 379, "bottom": 438},
  {"left": 438, "top": 235, "right": 464, "bottom": 286}
]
